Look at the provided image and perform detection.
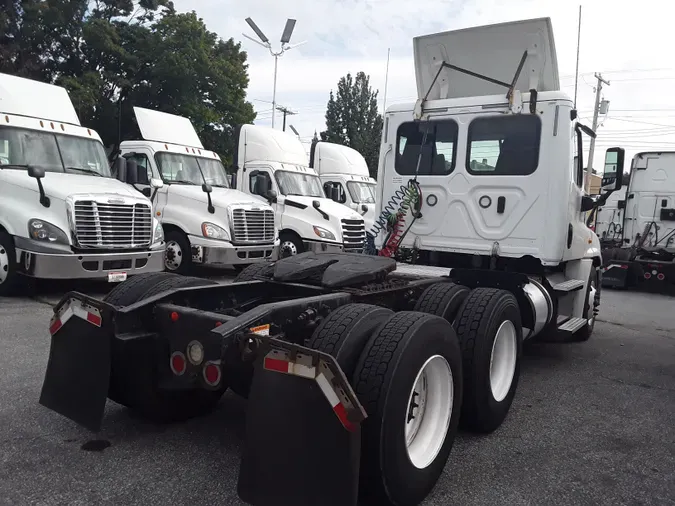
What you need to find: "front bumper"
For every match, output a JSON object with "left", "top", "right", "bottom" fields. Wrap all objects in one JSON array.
[
  {"left": 14, "top": 237, "right": 165, "bottom": 280},
  {"left": 303, "top": 240, "right": 344, "bottom": 254},
  {"left": 188, "top": 235, "right": 279, "bottom": 266}
]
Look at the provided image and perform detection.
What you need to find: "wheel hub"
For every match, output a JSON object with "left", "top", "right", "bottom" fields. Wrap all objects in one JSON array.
[
  {"left": 165, "top": 240, "right": 183, "bottom": 270},
  {"left": 280, "top": 240, "right": 297, "bottom": 258},
  {"left": 404, "top": 355, "right": 453, "bottom": 470},
  {"left": 0, "top": 245, "right": 8, "bottom": 284},
  {"left": 489, "top": 320, "right": 517, "bottom": 403}
]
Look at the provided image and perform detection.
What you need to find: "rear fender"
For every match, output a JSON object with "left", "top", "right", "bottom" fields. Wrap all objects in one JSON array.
[
  {"left": 39, "top": 292, "right": 116, "bottom": 432},
  {"left": 238, "top": 337, "right": 366, "bottom": 506}
]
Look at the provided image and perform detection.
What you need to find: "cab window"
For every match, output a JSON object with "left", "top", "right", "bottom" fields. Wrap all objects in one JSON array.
[
  {"left": 323, "top": 181, "right": 347, "bottom": 203},
  {"left": 395, "top": 120, "right": 458, "bottom": 176},
  {"left": 466, "top": 115, "right": 541, "bottom": 176}
]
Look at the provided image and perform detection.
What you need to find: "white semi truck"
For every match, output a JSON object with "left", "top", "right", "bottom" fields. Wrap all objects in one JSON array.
[
  {"left": 231, "top": 124, "right": 367, "bottom": 257},
  {"left": 310, "top": 141, "right": 377, "bottom": 231},
  {"left": 40, "top": 17, "right": 622, "bottom": 506},
  {"left": 600, "top": 151, "right": 675, "bottom": 289},
  {"left": 0, "top": 73, "right": 165, "bottom": 296},
  {"left": 117, "top": 107, "right": 279, "bottom": 274}
]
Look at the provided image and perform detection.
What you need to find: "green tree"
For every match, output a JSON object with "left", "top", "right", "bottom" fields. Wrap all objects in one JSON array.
[
  {"left": 320, "top": 72, "right": 383, "bottom": 178},
  {"left": 0, "top": 0, "right": 256, "bottom": 163}
]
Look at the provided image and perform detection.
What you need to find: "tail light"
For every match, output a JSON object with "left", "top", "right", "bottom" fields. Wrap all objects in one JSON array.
[
  {"left": 657, "top": 273, "right": 666, "bottom": 281},
  {"left": 203, "top": 362, "right": 222, "bottom": 387},
  {"left": 644, "top": 272, "right": 652, "bottom": 280},
  {"left": 170, "top": 351, "right": 187, "bottom": 376}
]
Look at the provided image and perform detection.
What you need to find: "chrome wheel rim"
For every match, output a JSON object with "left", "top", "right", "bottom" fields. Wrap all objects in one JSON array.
[
  {"left": 489, "top": 320, "right": 517, "bottom": 402},
  {"left": 280, "top": 240, "right": 298, "bottom": 258},
  {"left": 0, "top": 244, "right": 8, "bottom": 284},
  {"left": 405, "top": 355, "right": 454, "bottom": 469},
  {"left": 165, "top": 240, "right": 183, "bottom": 271}
]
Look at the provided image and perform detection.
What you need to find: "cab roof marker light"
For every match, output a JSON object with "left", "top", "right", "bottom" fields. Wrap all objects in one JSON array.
[{"left": 4, "top": 115, "right": 8, "bottom": 123}]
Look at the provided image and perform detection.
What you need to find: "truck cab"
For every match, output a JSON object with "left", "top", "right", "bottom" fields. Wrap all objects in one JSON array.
[
  {"left": 310, "top": 141, "right": 377, "bottom": 231},
  {"left": 0, "top": 73, "right": 165, "bottom": 296},
  {"left": 118, "top": 107, "right": 279, "bottom": 274},
  {"left": 232, "top": 124, "right": 366, "bottom": 257}
]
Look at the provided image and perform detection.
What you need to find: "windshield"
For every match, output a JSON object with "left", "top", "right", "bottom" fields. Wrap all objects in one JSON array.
[
  {"left": 155, "top": 152, "right": 230, "bottom": 188},
  {"left": 275, "top": 170, "right": 324, "bottom": 197},
  {"left": 0, "top": 125, "right": 111, "bottom": 177},
  {"left": 347, "top": 181, "right": 376, "bottom": 204}
]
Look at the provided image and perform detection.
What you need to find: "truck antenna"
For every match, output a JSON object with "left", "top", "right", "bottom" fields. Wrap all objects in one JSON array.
[{"left": 574, "top": 5, "right": 582, "bottom": 109}]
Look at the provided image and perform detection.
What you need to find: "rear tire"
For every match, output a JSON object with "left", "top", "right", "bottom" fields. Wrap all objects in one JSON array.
[
  {"left": 453, "top": 288, "right": 522, "bottom": 433},
  {"left": 353, "top": 312, "right": 462, "bottom": 506},
  {"left": 105, "top": 274, "right": 224, "bottom": 423},
  {"left": 414, "top": 282, "right": 470, "bottom": 323}
]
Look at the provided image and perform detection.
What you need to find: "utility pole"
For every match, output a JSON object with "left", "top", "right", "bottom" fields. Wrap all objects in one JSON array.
[
  {"left": 585, "top": 72, "right": 610, "bottom": 193},
  {"left": 276, "top": 105, "right": 296, "bottom": 131}
]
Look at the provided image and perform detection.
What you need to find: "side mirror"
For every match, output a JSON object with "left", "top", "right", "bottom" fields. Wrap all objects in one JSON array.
[
  {"left": 112, "top": 157, "right": 126, "bottom": 182},
  {"left": 266, "top": 189, "right": 277, "bottom": 203},
  {"left": 27, "top": 166, "right": 45, "bottom": 179},
  {"left": 361, "top": 204, "right": 368, "bottom": 213},
  {"left": 202, "top": 183, "right": 213, "bottom": 194},
  {"left": 126, "top": 159, "right": 139, "bottom": 185},
  {"left": 150, "top": 178, "right": 163, "bottom": 189},
  {"left": 601, "top": 148, "right": 624, "bottom": 192},
  {"left": 312, "top": 200, "right": 321, "bottom": 209}
]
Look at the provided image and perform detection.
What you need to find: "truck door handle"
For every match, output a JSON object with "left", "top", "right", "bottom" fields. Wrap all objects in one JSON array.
[{"left": 497, "top": 196, "right": 506, "bottom": 214}]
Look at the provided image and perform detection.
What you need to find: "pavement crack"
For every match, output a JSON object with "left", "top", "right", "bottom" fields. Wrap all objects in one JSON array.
[{"left": 600, "top": 374, "right": 675, "bottom": 392}]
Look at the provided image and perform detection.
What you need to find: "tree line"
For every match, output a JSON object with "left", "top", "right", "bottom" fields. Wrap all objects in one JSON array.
[{"left": 1, "top": 0, "right": 384, "bottom": 174}]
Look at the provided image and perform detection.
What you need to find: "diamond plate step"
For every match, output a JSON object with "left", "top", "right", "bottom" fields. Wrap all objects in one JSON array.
[
  {"left": 557, "top": 316, "right": 588, "bottom": 334},
  {"left": 551, "top": 279, "right": 585, "bottom": 292}
]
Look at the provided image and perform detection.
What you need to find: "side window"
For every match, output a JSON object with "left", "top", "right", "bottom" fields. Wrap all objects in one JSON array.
[
  {"left": 249, "top": 170, "right": 272, "bottom": 197},
  {"left": 124, "top": 152, "right": 153, "bottom": 182},
  {"left": 395, "top": 120, "right": 457, "bottom": 176},
  {"left": 573, "top": 128, "right": 583, "bottom": 187},
  {"left": 323, "top": 181, "right": 347, "bottom": 203},
  {"left": 466, "top": 115, "right": 541, "bottom": 176}
]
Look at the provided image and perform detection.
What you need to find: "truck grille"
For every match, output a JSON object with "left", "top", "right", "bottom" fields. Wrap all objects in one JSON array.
[
  {"left": 73, "top": 199, "right": 153, "bottom": 249},
  {"left": 342, "top": 219, "right": 366, "bottom": 253},
  {"left": 231, "top": 207, "right": 275, "bottom": 244}
]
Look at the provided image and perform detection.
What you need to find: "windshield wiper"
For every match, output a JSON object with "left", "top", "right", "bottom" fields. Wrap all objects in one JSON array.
[
  {"left": 66, "top": 166, "right": 102, "bottom": 177},
  {"left": 210, "top": 184, "right": 229, "bottom": 188},
  {"left": 0, "top": 163, "right": 30, "bottom": 169},
  {"left": 172, "top": 180, "right": 198, "bottom": 185}
]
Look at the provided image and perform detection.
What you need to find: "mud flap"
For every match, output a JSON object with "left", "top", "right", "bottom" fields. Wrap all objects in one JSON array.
[
  {"left": 237, "top": 345, "right": 365, "bottom": 506},
  {"left": 602, "top": 262, "right": 630, "bottom": 288},
  {"left": 39, "top": 296, "right": 113, "bottom": 432}
]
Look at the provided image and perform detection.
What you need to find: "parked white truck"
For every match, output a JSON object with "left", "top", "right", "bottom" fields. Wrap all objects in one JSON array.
[
  {"left": 0, "top": 73, "right": 165, "bottom": 296},
  {"left": 117, "top": 107, "right": 279, "bottom": 274},
  {"left": 231, "top": 124, "right": 367, "bottom": 257},
  {"left": 600, "top": 151, "right": 675, "bottom": 289},
  {"left": 310, "top": 141, "right": 377, "bottom": 230}
]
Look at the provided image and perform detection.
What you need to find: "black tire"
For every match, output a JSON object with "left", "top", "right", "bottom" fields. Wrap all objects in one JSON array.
[
  {"left": 414, "top": 282, "right": 470, "bottom": 324},
  {"left": 279, "top": 231, "right": 304, "bottom": 258},
  {"left": 453, "top": 288, "right": 523, "bottom": 433},
  {"left": 164, "top": 229, "right": 193, "bottom": 274},
  {"left": 0, "top": 231, "right": 20, "bottom": 296},
  {"left": 576, "top": 266, "right": 600, "bottom": 342},
  {"left": 233, "top": 262, "right": 275, "bottom": 283},
  {"left": 103, "top": 272, "right": 180, "bottom": 307},
  {"left": 106, "top": 274, "right": 223, "bottom": 423},
  {"left": 353, "top": 312, "right": 463, "bottom": 506},
  {"left": 307, "top": 303, "right": 394, "bottom": 378}
]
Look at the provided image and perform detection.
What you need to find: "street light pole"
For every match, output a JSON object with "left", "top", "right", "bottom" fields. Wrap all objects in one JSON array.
[{"left": 243, "top": 17, "right": 306, "bottom": 129}]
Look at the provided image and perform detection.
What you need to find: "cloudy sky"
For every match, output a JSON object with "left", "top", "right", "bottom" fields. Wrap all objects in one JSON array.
[{"left": 174, "top": 0, "right": 675, "bottom": 172}]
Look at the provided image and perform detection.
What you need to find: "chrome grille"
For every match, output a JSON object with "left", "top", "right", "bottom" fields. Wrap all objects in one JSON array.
[
  {"left": 341, "top": 218, "right": 366, "bottom": 253},
  {"left": 73, "top": 199, "right": 152, "bottom": 249},
  {"left": 231, "top": 207, "right": 275, "bottom": 244}
]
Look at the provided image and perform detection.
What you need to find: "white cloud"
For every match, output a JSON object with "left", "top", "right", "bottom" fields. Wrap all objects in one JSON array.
[{"left": 175, "top": 0, "right": 675, "bottom": 169}]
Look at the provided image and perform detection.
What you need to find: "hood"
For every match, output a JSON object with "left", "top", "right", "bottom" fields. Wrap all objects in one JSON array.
[
  {"left": 284, "top": 195, "right": 363, "bottom": 221},
  {"left": 0, "top": 170, "right": 144, "bottom": 201},
  {"left": 168, "top": 184, "right": 273, "bottom": 210}
]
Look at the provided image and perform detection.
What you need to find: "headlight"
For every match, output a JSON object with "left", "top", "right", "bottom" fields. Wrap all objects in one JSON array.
[
  {"left": 153, "top": 218, "right": 164, "bottom": 244},
  {"left": 313, "top": 225, "right": 336, "bottom": 241},
  {"left": 202, "top": 222, "right": 230, "bottom": 241},
  {"left": 27, "top": 219, "right": 69, "bottom": 245}
]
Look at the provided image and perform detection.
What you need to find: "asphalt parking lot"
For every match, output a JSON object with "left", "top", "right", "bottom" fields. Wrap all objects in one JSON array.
[{"left": 0, "top": 276, "right": 673, "bottom": 506}]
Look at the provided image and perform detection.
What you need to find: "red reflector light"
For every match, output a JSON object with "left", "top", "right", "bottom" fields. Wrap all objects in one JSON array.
[
  {"left": 644, "top": 272, "right": 652, "bottom": 279},
  {"left": 657, "top": 273, "right": 666, "bottom": 281},
  {"left": 203, "top": 362, "right": 221, "bottom": 386},
  {"left": 170, "top": 311, "right": 179, "bottom": 322},
  {"left": 170, "top": 352, "right": 187, "bottom": 375}
]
